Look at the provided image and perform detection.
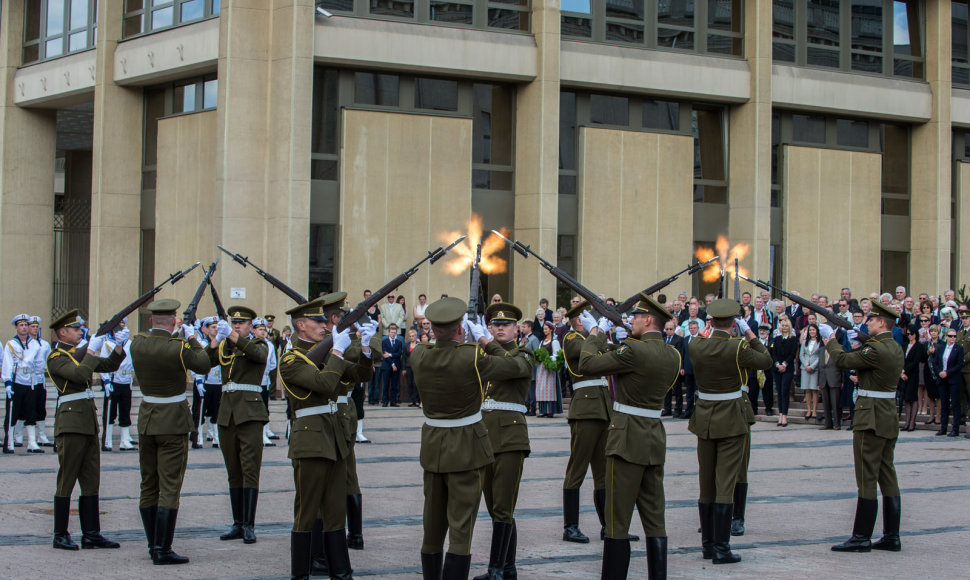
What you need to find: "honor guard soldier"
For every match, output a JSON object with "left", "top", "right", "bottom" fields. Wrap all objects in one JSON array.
[
  {"left": 253, "top": 318, "right": 279, "bottom": 446},
  {"left": 280, "top": 294, "right": 377, "bottom": 580},
  {"left": 473, "top": 302, "right": 535, "bottom": 580},
  {"left": 577, "top": 295, "right": 681, "bottom": 579},
  {"left": 27, "top": 316, "right": 54, "bottom": 448},
  {"left": 100, "top": 319, "right": 136, "bottom": 451},
  {"left": 197, "top": 317, "right": 223, "bottom": 448},
  {"left": 822, "top": 301, "right": 904, "bottom": 553},
  {"left": 560, "top": 302, "right": 638, "bottom": 544},
  {"left": 4, "top": 313, "right": 42, "bottom": 453},
  {"left": 130, "top": 299, "right": 212, "bottom": 564},
  {"left": 208, "top": 305, "right": 270, "bottom": 545},
  {"left": 410, "top": 297, "right": 533, "bottom": 580},
  {"left": 687, "top": 299, "right": 771, "bottom": 565},
  {"left": 47, "top": 309, "right": 126, "bottom": 550}
]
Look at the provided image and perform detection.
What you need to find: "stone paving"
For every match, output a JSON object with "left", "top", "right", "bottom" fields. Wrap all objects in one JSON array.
[{"left": 0, "top": 390, "right": 968, "bottom": 579}]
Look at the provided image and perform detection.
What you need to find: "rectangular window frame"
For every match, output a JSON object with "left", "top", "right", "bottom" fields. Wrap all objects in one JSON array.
[
  {"left": 316, "top": 0, "right": 531, "bottom": 33},
  {"left": 23, "top": 0, "right": 98, "bottom": 65},
  {"left": 122, "top": 0, "right": 220, "bottom": 40}
]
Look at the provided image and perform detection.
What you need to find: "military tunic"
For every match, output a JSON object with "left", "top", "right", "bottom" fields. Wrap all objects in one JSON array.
[
  {"left": 826, "top": 332, "right": 903, "bottom": 499},
  {"left": 562, "top": 330, "right": 613, "bottom": 490},
  {"left": 131, "top": 329, "right": 211, "bottom": 509},
  {"left": 48, "top": 342, "right": 125, "bottom": 496}
]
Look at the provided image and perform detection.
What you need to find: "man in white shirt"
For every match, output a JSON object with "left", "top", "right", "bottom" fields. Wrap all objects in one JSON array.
[
  {"left": 3, "top": 314, "right": 42, "bottom": 453},
  {"left": 28, "top": 316, "right": 53, "bottom": 447},
  {"left": 99, "top": 319, "right": 135, "bottom": 451}
]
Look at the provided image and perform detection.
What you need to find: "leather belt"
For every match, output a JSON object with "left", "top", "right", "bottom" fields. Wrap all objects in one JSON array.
[
  {"left": 222, "top": 383, "right": 262, "bottom": 393},
  {"left": 295, "top": 402, "right": 339, "bottom": 418},
  {"left": 425, "top": 411, "right": 482, "bottom": 428},
  {"left": 572, "top": 378, "right": 607, "bottom": 390},
  {"left": 336, "top": 395, "right": 349, "bottom": 404},
  {"left": 142, "top": 393, "right": 187, "bottom": 404},
  {"left": 481, "top": 399, "right": 528, "bottom": 414},
  {"left": 57, "top": 389, "right": 94, "bottom": 407},
  {"left": 697, "top": 389, "right": 743, "bottom": 401},
  {"left": 612, "top": 401, "right": 661, "bottom": 418},
  {"left": 857, "top": 389, "right": 895, "bottom": 399}
]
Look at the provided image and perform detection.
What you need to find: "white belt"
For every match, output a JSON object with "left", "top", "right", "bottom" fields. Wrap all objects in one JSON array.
[
  {"left": 857, "top": 389, "right": 896, "bottom": 399},
  {"left": 57, "top": 389, "right": 94, "bottom": 407},
  {"left": 142, "top": 393, "right": 187, "bottom": 404},
  {"left": 295, "top": 402, "right": 339, "bottom": 418},
  {"left": 481, "top": 399, "right": 528, "bottom": 414},
  {"left": 222, "top": 383, "right": 262, "bottom": 393},
  {"left": 612, "top": 401, "right": 661, "bottom": 419},
  {"left": 425, "top": 411, "right": 483, "bottom": 428},
  {"left": 697, "top": 389, "right": 743, "bottom": 401},
  {"left": 740, "top": 385, "right": 749, "bottom": 393},
  {"left": 336, "top": 395, "right": 349, "bottom": 404},
  {"left": 572, "top": 378, "right": 607, "bottom": 390}
]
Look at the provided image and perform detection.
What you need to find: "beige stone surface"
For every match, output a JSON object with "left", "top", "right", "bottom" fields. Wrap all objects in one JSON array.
[{"left": 113, "top": 18, "right": 219, "bottom": 86}]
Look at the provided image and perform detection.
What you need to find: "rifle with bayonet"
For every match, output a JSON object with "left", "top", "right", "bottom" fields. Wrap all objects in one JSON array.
[
  {"left": 217, "top": 245, "right": 307, "bottom": 304},
  {"left": 207, "top": 276, "right": 228, "bottom": 320},
  {"left": 183, "top": 259, "right": 219, "bottom": 326},
  {"left": 94, "top": 262, "right": 201, "bottom": 337},
  {"left": 467, "top": 241, "right": 484, "bottom": 319},
  {"left": 304, "top": 236, "right": 467, "bottom": 365},
  {"left": 615, "top": 257, "right": 719, "bottom": 313},
  {"left": 492, "top": 231, "right": 625, "bottom": 328}
]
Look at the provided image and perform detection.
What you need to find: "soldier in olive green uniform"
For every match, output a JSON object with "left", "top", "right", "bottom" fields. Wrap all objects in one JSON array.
[
  {"left": 208, "top": 306, "right": 269, "bottom": 545},
  {"left": 688, "top": 299, "right": 771, "bottom": 565},
  {"left": 47, "top": 309, "right": 125, "bottom": 551},
  {"left": 824, "top": 301, "right": 904, "bottom": 553},
  {"left": 473, "top": 303, "right": 535, "bottom": 580},
  {"left": 280, "top": 294, "right": 378, "bottom": 580},
  {"left": 410, "top": 297, "right": 533, "bottom": 580},
  {"left": 577, "top": 295, "right": 681, "bottom": 580},
  {"left": 561, "top": 301, "right": 638, "bottom": 544},
  {"left": 130, "top": 299, "right": 212, "bottom": 564}
]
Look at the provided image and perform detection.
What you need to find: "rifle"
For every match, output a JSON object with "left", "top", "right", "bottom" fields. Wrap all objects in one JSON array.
[
  {"left": 736, "top": 274, "right": 871, "bottom": 342},
  {"left": 491, "top": 230, "right": 625, "bottom": 328},
  {"left": 207, "top": 276, "right": 228, "bottom": 320},
  {"left": 183, "top": 259, "right": 219, "bottom": 326},
  {"left": 467, "top": 242, "right": 484, "bottom": 318},
  {"left": 615, "top": 257, "right": 718, "bottom": 313},
  {"left": 94, "top": 262, "right": 201, "bottom": 337},
  {"left": 304, "top": 236, "right": 466, "bottom": 365},
  {"left": 217, "top": 245, "right": 307, "bottom": 304}
]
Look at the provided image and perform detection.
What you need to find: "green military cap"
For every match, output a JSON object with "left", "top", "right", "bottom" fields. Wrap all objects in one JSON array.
[
  {"left": 706, "top": 298, "right": 741, "bottom": 319},
  {"left": 486, "top": 302, "right": 521, "bottom": 325},
  {"left": 264, "top": 315, "right": 275, "bottom": 322},
  {"left": 425, "top": 297, "right": 467, "bottom": 326},
  {"left": 227, "top": 305, "right": 257, "bottom": 322},
  {"left": 869, "top": 301, "right": 898, "bottom": 321},
  {"left": 630, "top": 293, "right": 672, "bottom": 321},
  {"left": 565, "top": 300, "right": 590, "bottom": 320},
  {"left": 49, "top": 309, "right": 84, "bottom": 330},
  {"left": 321, "top": 292, "right": 348, "bottom": 310},
  {"left": 147, "top": 298, "right": 181, "bottom": 315},
  {"left": 285, "top": 296, "right": 328, "bottom": 321}
]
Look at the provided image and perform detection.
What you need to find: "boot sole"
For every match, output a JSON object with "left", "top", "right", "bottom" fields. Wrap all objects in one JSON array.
[{"left": 562, "top": 536, "right": 590, "bottom": 544}]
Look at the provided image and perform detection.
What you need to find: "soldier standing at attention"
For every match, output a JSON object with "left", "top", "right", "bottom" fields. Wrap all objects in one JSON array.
[
  {"left": 410, "top": 297, "right": 533, "bottom": 580},
  {"left": 100, "top": 319, "right": 137, "bottom": 451},
  {"left": 130, "top": 299, "right": 212, "bottom": 565},
  {"left": 688, "top": 299, "right": 771, "bottom": 565},
  {"left": 197, "top": 317, "right": 224, "bottom": 448},
  {"left": 4, "top": 313, "right": 42, "bottom": 453},
  {"left": 27, "top": 316, "right": 54, "bottom": 448},
  {"left": 577, "top": 295, "right": 681, "bottom": 579},
  {"left": 46, "top": 309, "right": 126, "bottom": 550},
  {"left": 208, "top": 306, "right": 269, "bottom": 545},
  {"left": 473, "top": 302, "right": 535, "bottom": 580},
  {"left": 252, "top": 318, "right": 279, "bottom": 447},
  {"left": 822, "top": 301, "right": 904, "bottom": 553}
]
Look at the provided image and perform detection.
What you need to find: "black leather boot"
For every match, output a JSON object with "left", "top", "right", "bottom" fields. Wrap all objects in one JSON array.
[
  {"left": 871, "top": 496, "right": 902, "bottom": 552},
  {"left": 220, "top": 487, "right": 244, "bottom": 540},
  {"left": 731, "top": 483, "right": 748, "bottom": 536},
  {"left": 242, "top": 487, "right": 259, "bottom": 544},
  {"left": 831, "top": 497, "right": 878, "bottom": 552},
  {"left": 52, "top": 495, "right": 78, "bottom": 550},
  {"left": 601, "top": 537, "right": 631, "bottom": 580},
  {"left": 292, "top": 531, "right": 312, "bottom": 580},
  {"left": 645, "top": 537, "right": 667, "bottom": 580},
  {"left": 502, "top": 521, "right": 517, "bottom": 579},
  {"left": 442, "top": 553, "right": 472, "bottom": 580},
  {"left": 311, "top": 518, "right": 329, "bottom": 577},
  {"left": 473, "top": 520, "right": 513, "bottom": 580},
  {"left": 153, "top": 507, "right": 189, "bottom": 565},
  {"left": 347, "top": 494, "right": 364, "bottom": 550},
  {"left": 712, "top": 503, "right": 741, "bottom": 564},
  {"left": 79, "top": 495, "right": 120, "bottom": 548},
  {"left": 139, "top": 505, "right": 157, "bottom": 558},
  {"left": 422, "top": 552, "right": 444, "bottom": 580},
  {"left": 562, "top": 488, "right": 589, "bottom": 543},
  {"left": 698, "top": 502, "right": 713, "bottom": 559},
  {"left": 323, "top": 529, "right": 354, "bottom": 580},
  {"left": 593, "top": 489, "right": 638, "bottom": 542}
]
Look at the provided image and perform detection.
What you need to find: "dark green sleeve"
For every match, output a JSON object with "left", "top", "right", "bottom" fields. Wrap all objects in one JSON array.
[
  {"left": 478, "top": 341, "right": 534, "bottom": 382},
  {"left": 48, "top": 353, "right": 94, "bottom": 388},
  {"left": 739, "top": 338, "right": 773, "bottom": 370},
  {"left": 235, "top": 336, "right": 268, "bottom": 364},
  {"left": 826, "top": 339, "right": 878, "bottom": 370},
  {"left": 180, "top": 338, "right": 213, "bottom": 375},
  {"left": 279, "top": 351, "right": 350, "bottom": 399},
  {"left": 577, "top": 333, "right": 634, "bottom": 376},
  {"left": 88, "top": 348, "right": 124, "bottom": 373}
]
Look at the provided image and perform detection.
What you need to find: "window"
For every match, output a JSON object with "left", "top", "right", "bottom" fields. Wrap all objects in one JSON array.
[
  {"left": 316, "top": 0, "right": 530, "bottom": 32},
  {"left": 23, "top": 0, "right": 97, "bottom": 65},
  {"left": 692, "top": 106, "right": 728, "bottom": 203},
  {"left": 954, "top": 1, "right": 970, "bottom": 85},
  {"left": 123, "top": 0, "right": 220, "bottom": 38}
]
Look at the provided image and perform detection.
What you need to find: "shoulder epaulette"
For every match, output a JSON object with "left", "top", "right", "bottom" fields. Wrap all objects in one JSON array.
[
  {"left": 565, "top": 331, "right": 582, "bottom": 341},
  {"left": 457, "top": 343, "right": 479, "bottom": 348}
]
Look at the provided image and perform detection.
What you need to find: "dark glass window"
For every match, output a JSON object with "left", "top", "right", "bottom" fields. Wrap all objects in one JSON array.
[
  {"left": 354, "top": 73, "right": 400, "bottom": 107},
  {"left": 559, "top": 92, "right": 577, "bottom": 171},
  {"left": 792, "top": 114, "right": 826, "bottom": 143},
  {"left": 836, "top": 119, "right": 869, "bottom": 147},
  {"left": 415, "top": 78, "right": 459, "bottom": 111},
  {"left": 643, "top": 100, "right": 680, "bottom": 131},
  {"left": 954, "top": 1, "right": 970, "bottom": 85},
  {"left": 472, "top": 84, "right": 514, "bottom": 166},
  {"left": 693, "top": 107, "right": 728, "bottom": 204},
  {"left": 589, "top": 95, "right": 629, "bottom": 125},
  {"left": 23, "top": 0, "right": 97, "bottom": 64},
  {"left": 122, "top": 0, "right": 219, "bottom": 38},
  {"left": 313, "top": 69, "right": 340, "bottom": 155}
]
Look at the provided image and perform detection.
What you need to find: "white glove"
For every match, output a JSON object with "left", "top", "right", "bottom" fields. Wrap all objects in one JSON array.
[
  {"left": 358, "top": 320, "right": 379, "bottom": 347},
  {"left": 332, "top": 328, "right": 352, "bottom": 354},
  {"left": 846, "top": 329, "right": 859, "bottom": 342},
  {"left": 614, "top": 325, "right": 628, "bottom": 341},
  {"left": 103, "top": 381, "right": 113, "bottom": 397},
  {"left": 597, "top": 316, "right": 613, "bottom": 334},
  {"left": 195, "top": 380, "right": 205, "bottom": 396},
  {"left": 216, "top": 319, "right": 232, "bottom": 342},
  {"left": 5, "top": 384, "right": 13, "bottom": 399},
  {"left": 734, "top": 317, "right": 750, "bottom": 334},
  {"left": 478, "top": 315, "right": 493, "bottom": 341},
  {"left": 818, "top": 324, "right": 833, "bottom": 340},
  {"left": 87, "top": 334, "right": 105, "bottom": 353},
  {"left": 463, "top": 314, "right": 486, "bottom": 342},
  {"left": 114, "top": 328, "right": 130, "bottom": 345},
  {"left": 579, "top": 311, "right": 597, "bottom": 333},
  {"left": 181, "top": 324, "right": 196, "bottom": 340}
]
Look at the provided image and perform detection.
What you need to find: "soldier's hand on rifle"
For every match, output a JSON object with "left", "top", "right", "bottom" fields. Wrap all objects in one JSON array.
[
  {"left": 215, "top": 320, "right": 232, "bottom": 342},
  {"left": 734, "top": 317, "right": 750, "bottom": 335},
  {"left": 332, "top": 328, "right": 352, "bottom": 357},
  {"left": 579, "top": 311, "right": 597, "bottom": 333},
  {"left": 87, "top": 334, "right": 106, "bottom": 354},
  {"left": 358, "top": 320, "right": 378, "bottom": 349},
  {"left": 818, "top": 324, "right": 834, "bottom": 341},
  {"left": 180, "top": 324, "right": 196, "bottom": 340},
  {"left": 463, "top": 314, "right": 486, "bottom": 343},
  {"left": 597, "top": 317, "right": 613, "bottom": 334},
  {"left": 615, "top": 325, "right": 628, "bottom": 341},
  {"left": 114, "top": 328, "right": 130, "bottom": 345},
  {"left": 478, "top": 315, "right": 493, "bottom": 341}
]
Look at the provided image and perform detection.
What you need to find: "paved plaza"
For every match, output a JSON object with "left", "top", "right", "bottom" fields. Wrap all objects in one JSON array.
[{"left": 0, "top": 392, "right": 968, "bottom": 579}]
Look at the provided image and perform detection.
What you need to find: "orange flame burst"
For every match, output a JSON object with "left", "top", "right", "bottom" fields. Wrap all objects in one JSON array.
[
  {"left": 438, "top": 214, "right": 509, "bottom": 276},
  {"left": 695, "top": 235, "right": 750, "bottom": 283}
]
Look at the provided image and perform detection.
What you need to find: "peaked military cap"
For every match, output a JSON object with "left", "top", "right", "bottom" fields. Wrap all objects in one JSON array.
[
  {"left": 10, "top": 313, "right": 30, "bottom": 326},
  {"left": 147, "top": 298, "right": 181, "bottom": 315},
  {"left": 869, "top": 301, "right": 898, "bottom": 321},
  {"left": 252, "top": 317, "right": 267, "bottom": 328},
  {"left": 630, "top": 293, "right": 672, "bottom": 321},
  {"left": 50, "top": 309, "right": 84, "bottom": 330},
  {"left": 425, "top": 297, "right": 467, "bottom": 326},
  {"left": 321, "top": 292, "right": 348, "bottom": 311},
  {"left": 227, "top": 305, "right": 257, "bottom": 322},
  {"left": 565, "top": 300, "right": 590, "bottom": 320},
  {"left": 286, "top": 296, "right": 328, "bottom": 321},
  {"left": 486, "top": 302, "right": 521, "bottom": 325},
  {"left": 28, "top": 316, "right": 41, "bottom": 325},
  {"left": 706, "top": 298, "right": 741, "bottom": 320},
  {"left": 264, "top": 315, "right": 275, "bottom": 321},
  {"left": 201, "top": 316, "right": 219, "bottom": 327}
]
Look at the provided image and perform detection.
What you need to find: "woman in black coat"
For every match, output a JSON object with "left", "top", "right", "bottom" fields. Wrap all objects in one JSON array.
[
  {"left": 771, "top": 318, "right": 799, "bottom": 427},
  {"left": 899, "top": 327, "right": 926, "bottom": 431},
  {"left": 923, "top": 325, "right": 944, "bottom": 425}
]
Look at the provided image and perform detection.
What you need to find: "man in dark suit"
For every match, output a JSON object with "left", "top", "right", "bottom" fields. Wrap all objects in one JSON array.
[
  {"left": 935, "top": 328, "right": 964, "bottom": 437},
  {"left": 662, "top": 320, "right": 686, "bottom": 417},
  {"left": 679, "top": 320, "right": 701, "bottom": 419},
  {"left": 786, "top": 297, "right": 805, "bottom": 335},
  {"left": 381, "top": 324, "right": 404, "bottom": 407}
]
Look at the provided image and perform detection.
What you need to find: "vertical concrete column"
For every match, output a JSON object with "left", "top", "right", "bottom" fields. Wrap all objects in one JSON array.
[
  {"left": 728, "top": 0, "right": 772, "bottom": 288},
  {"left": 0, "top": 1, "right": 56, "bottom": 320},
  {"left": 512, "top": 0, "right": 560, "bottom": 314},
  {"left": 89, "top": 0, "right": 144, "bottom": 327},
  {"left": 910, "top": 0, "right": 952, "bottom": 293}
]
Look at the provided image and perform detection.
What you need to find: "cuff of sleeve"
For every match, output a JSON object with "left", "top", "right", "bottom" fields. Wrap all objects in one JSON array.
[{"left": 3, "top": 381, "right": 10, "bottom": 388}]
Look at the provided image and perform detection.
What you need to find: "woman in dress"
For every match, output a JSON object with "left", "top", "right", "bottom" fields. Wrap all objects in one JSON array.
[
  {"left": 799, "top": 323, "right": 821, "bottom": 421},
  {"left": 899, "top": 326, "right": 926, "bottom": 431},
  {"left": 772, "top": 319, "right": 798, "bottom": 427},
  {"left": 534, "top": 321, "right": 562, "bottom": 418},
  {"left": 923, "top": 324, "right": 944, "bottom": 425}
]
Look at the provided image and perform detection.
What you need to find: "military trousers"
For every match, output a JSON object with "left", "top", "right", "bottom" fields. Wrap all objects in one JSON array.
[
  {"left": 736, "top": 427, "right": 751, "bottom": 485},
  {"left": 564, "top": 419, "right": 608, "bottom": 489},
  {"left": 56, "top": 433, "right": 100, "bottom": 497},
  {"left": 191, "top": 386, "right": 203, "bottom": 431},
  {"left": 345, "top": 441, "right": 360, "bottom": 495},
  {"left": 422, "top": 467, "right": 485, "bottom": 555},
  {"left": 293, "top": 456, "right": 348, "bottom": 532},
  {"left": 32, "top": 384, "right": 48, "bottom": 421},
  {"left": 202, "top": 383, "right": 222, "bottom": 419},
  {"left": 107, "top": 383, "right": 133, "bottom": 428},
  {"left": 853, "top": 430, "right": 899, "bottom": 499},
  {"left": 139, "top": 433, "right": 189, "bottom": 509},
  {"left": 605, "top": 455, "right": 665, "bottom": 538},
  {"left": 696, "top": 433, "right": 745, "bottom": 503},
  {"left": 219, "top": 420, "right": 264, "bottom": 488},
  {"left": 4, "top": 382, "right": 36, "bottom": 429},
  {"left": 482, "top": 450, "right": 526, "bottom": 523}
]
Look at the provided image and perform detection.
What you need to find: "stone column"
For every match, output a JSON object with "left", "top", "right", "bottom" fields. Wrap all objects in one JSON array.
[{"left": 0, "top": 1, "right": 56, "bottom": 320}]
